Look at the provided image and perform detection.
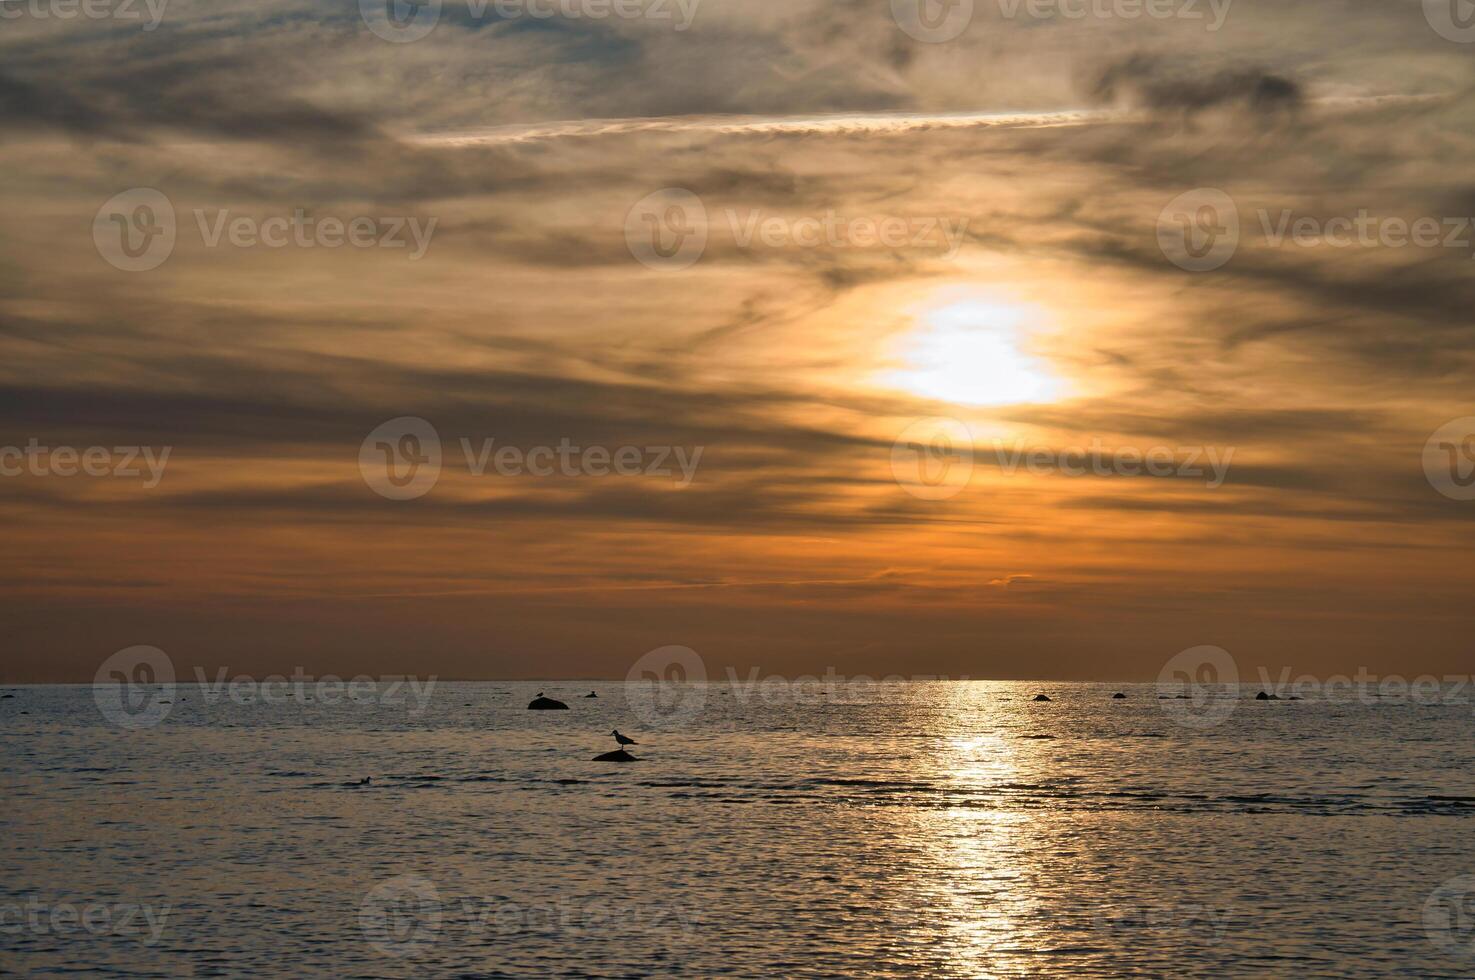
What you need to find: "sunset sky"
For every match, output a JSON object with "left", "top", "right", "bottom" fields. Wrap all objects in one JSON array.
[{"left": 2, "top": 0, "right": 1473, "bottom": 681}]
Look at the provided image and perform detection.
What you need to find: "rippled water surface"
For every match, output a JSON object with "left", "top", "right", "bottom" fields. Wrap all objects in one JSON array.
[{"left": 4, "top": 681, "right": 1475, "bottom": 977}]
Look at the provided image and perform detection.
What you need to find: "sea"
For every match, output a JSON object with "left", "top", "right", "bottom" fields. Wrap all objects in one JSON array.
[{"left": 3, "top": 680, "right": 1474, "bottom": 978}]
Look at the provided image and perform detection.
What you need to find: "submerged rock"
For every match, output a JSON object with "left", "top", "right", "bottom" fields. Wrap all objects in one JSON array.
[
  {"left": 593, "top": 749, "right": 639, "bottom": 762},
  {"left": 528, "top": 693, "right": 569, "bottom": 710},
  {"left": 1255, "top": 691, "right": 1281, "bottom": 701}
]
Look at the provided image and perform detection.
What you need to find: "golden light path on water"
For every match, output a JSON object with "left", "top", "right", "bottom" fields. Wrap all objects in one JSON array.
[{"left": 886, "top": 684, "right": 1047, "bottom": 977}]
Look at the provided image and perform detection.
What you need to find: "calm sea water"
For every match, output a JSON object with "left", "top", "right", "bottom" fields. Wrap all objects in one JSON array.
[{"left": 4, "top": 680, "right": 1475, "bottom": 978}]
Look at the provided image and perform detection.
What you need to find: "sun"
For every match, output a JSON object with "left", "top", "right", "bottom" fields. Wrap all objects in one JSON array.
[{"left": 883, "top": 296, "right": 1065, "bottom": 406}]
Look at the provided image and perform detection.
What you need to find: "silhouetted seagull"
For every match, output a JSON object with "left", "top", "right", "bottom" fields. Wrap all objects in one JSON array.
[{"left": 611, "top": 730, "right": 637, "bottom": 749}]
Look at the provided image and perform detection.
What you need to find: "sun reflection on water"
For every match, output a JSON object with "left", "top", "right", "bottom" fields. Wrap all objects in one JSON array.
[{"left": 884, "top": 685, "right": 1053, "bottom": 978}]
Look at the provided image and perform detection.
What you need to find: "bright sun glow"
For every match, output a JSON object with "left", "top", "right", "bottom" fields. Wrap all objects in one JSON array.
[{"left": 886, "top": 298, "right": 1064, "bottom": 406}]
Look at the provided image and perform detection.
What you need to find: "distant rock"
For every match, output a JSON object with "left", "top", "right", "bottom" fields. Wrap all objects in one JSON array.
[
  {"left": 584, "top": 691, "right": 598, "bottom": 698},
  {"left": 1112, "top": 693, "right": 1127, "bottom": 699},
  {"left": 593, "top": 749, "right": 639, "bottom": 762},
  {"left": 528, "top": 693, "right": 569, "bottom": 710},
  {"left": 1032, "top": 694, "right": 1052, "bottom": 702},
  {"left": 1255, "top": 691, "right": 1281, "bottom": 701}
]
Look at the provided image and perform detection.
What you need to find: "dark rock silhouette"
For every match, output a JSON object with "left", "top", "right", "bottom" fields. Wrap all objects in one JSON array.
[
  {"left": 528, "top": 692, "right": 569, "bottom": 710},
  {"left": 1032, "top": 694, "right": 1052, "bottom": 702},
  {"left": 1112, "top": 693, "right": 1127, "bottom": 699},
  {"left": 1255, "top": 691, "right": 1281, "bottom": 701},
  {"left": 584, "top": 691, "right": 598, "bottom": 698},
  {"left": 593, "top": 749, "right": 639, "bottom": 762}
]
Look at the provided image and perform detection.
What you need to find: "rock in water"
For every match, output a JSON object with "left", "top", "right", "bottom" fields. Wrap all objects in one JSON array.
[
  {"left": 1112, "top": 693, "right": 1127, "bottom": 699},
  {"left": 593, "top": 749, "right": 639, "bottom": 762},
  {"left": 1032, "top": 694, "right": 1052, "bottom": 702},
  {"left": 528, "top": 695, "right": 569, "bottom": 710},
  {"left": 1255, "top": 691, "right": 1281, "bottom": 701}
]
